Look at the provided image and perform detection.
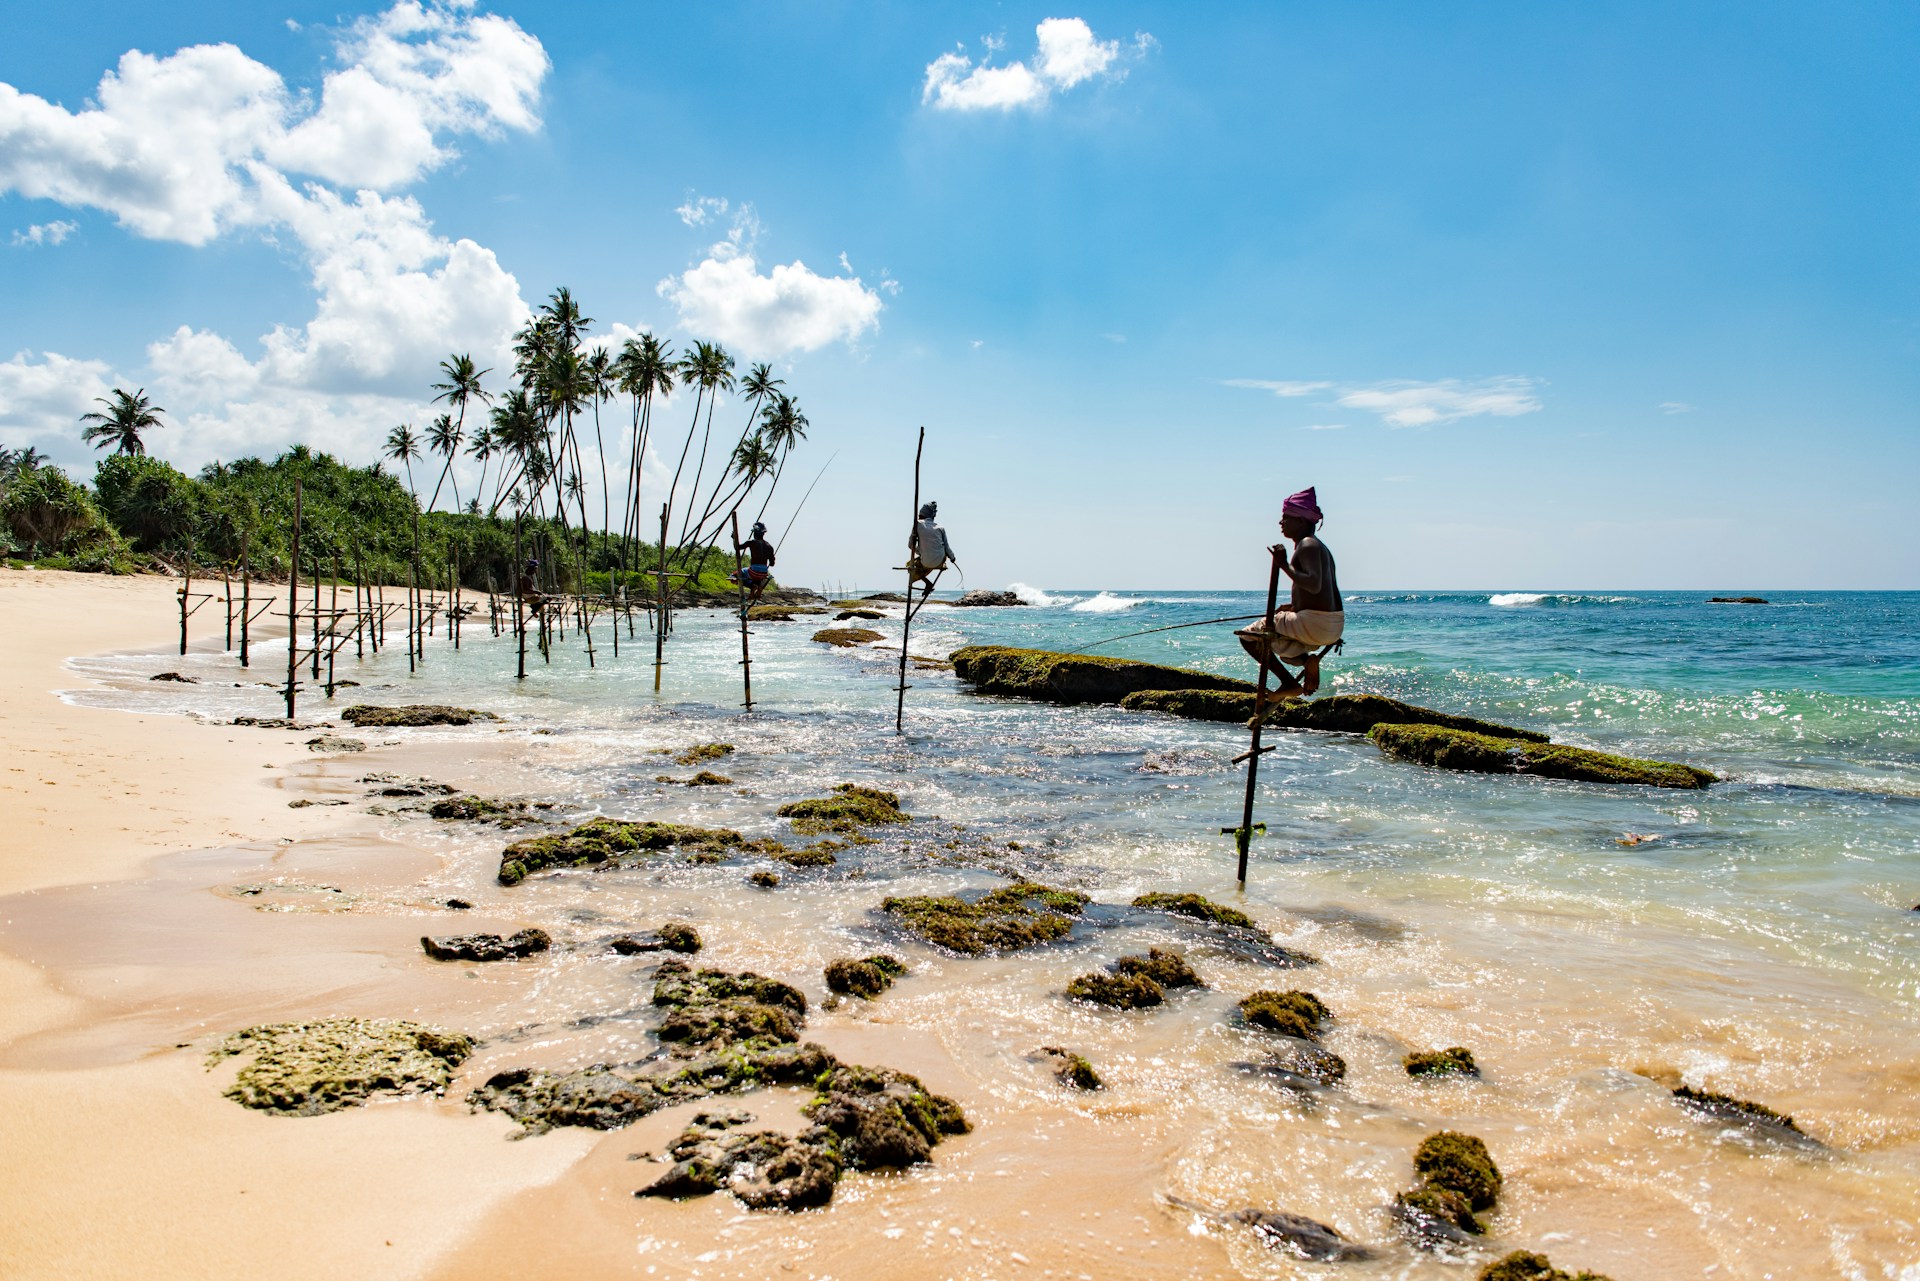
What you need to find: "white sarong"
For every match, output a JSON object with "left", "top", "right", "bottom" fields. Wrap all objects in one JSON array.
[{"left": 1236, "top": 608, "right": 1344, "bottom": 662}]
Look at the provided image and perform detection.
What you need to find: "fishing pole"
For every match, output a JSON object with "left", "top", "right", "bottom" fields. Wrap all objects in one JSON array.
[
  {"left": 775, "top": 452, "right": 836, "bottom": 553},
  {"left": 1067, "top": 613, "right": 1267, "bottom": 653}
]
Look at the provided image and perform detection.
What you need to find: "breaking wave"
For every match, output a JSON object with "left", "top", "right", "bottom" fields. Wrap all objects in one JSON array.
[
  {"left": 1489, "top": 592, "right": 1638, "bottom": 608},
  {"left": 1070, "top": 592, "right": 1141, "bottom": 613},
  {"left": 1008, "top": 583, "right": 1066, "bottom": 607}
]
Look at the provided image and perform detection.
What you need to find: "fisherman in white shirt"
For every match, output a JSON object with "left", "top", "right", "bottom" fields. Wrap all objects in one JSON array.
[{"left": 907, "top": 501, "right": 955, "bottom": 600}]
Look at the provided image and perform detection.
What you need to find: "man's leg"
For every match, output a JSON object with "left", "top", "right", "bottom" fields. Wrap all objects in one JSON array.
[{"left": 1299, "top": 653, "right": 1322, "bottom": 695}]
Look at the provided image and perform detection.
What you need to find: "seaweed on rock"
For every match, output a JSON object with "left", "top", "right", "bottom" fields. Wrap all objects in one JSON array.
[
  {"left": 672, "top": 743, "right": 735, "bottom": 766},
  {"left": 881, "top": 880, "right": 1089, "bottom": 954},
  {"left": 1405, "top": 1046, "right": 1480, "bottom": 1077},
  {"left": 803, "top": 1064, "right": 971, "bottom": 1169},
  {"left": 1119, "top": 689, "right": 1551, "bottom": 740},
  {"left": 813, "top": 627, "right": 885, "bottom": 647},
  {"left": 638, "top": 1112, "right": 841, "bottom": 1210},
  {"left": 1239, "top": 990, "right": 1330, "bottom": 1040},
  {"left": 1037, "top": 1046, "right": 1103, "bottom": 1090},
  {"left": 1115, "top": 947, "right": 1203, "bottom": 989},
  {"left": 1370, "top": 724, "right": 1716, "bottom": 789},
  {"left": 1066, "top": 970, "right": 1165, "bottom": 1009},
  {"left": 211, "top": 1017, "right": 474, "bottom": 1115},
  {"left": 497, "top": 818, "right": 768, "bottom": 885},
  {"left": 1477, "top": 1250, "right": 1615, "bottom": 1281},
  {"left": 429, "top": 795, "right": 544, "bottom": 825},
  {"left": 777, "top": 784, "right": 909, "bottom": 834},
  {"left": 1672, "top": 1085, "right": 1804, "bottom": 1134},
  {"left": 825, "top": 955, "right": 906, "bottom": 999},
  {"left": 340, "top": 704, "right": 500, "bottom": 727},
  {"left": 950, "top": 645, "right": 1253, "bottom": 705},
  {"left": 1132, "top": 891, "right": 1255, "bottom": 929}
]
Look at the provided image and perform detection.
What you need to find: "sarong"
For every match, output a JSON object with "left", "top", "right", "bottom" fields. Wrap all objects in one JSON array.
[{"left": 1235, "top": 609, "right": 1344, "bottom": 662}]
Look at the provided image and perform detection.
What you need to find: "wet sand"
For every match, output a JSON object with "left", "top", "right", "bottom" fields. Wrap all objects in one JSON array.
[{"left": 4, "top": 569, "right": 1918, "bottom": 1280}]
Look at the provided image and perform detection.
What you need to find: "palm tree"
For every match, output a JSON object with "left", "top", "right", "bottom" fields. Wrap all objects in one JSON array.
[
  {"left": 752, "top": 393, "right": 811, "bottom": 524},
  {"left": 428, "top": 353, "right": 490, "bottom": 512},
  {"left": 80, "top": 388, "right": 166, "bottom": 455},
  {"left": 465, "top": 424, "right": 497, "bottom": 516},
  {"left": 486, "top": 389, "right": 543, "bottom": 517},
  {"left": 614, "top": 334, "right": 674, "bottom": 547},
  {"left": 384, "top": 424, "right": 421, "bottom": 501},
  {"left": 424, "top": 414, "right": 462, "bottom": 511},
  {"left": 668, "top": 341, "right": 735, "bottom": 548},
  {"left": 584, "top": 345, "right": 616, "bottom": 553},
  {"left": 689, "top": 362, "right": 782, "bottom": 542}
]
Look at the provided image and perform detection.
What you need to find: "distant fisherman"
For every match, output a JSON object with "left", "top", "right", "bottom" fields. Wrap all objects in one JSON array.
[
  {"left": 1236, "top": 487, "right": 1343, "bottom": 705},
  {"left": 906, "top": 501, "right": 956, "bottom": 601},
  {"left": 731, "top": 521, "right": 777, "bottom": 610}
]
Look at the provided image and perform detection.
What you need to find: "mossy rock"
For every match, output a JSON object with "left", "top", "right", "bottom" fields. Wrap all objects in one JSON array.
[
  {"left": 1413, "top": 1130, "right": 1502, "bottom": 1211},
  {"left": 1066, "top": 970, "right": 1165, "bottom": 1009},
  {"left": 771, "top": 839, "right": 844, "bottom": 867},
  {"left": 1370, "top": 723, "right": 1716, "bottom": 789},
  {"left": 673, "top": 743, "right": 735, "bottom": 766},
  {"left": 1672, "top": 1084, "right": 1802, "bottom": 1134},
  {"left": 1394, "top": 1184, "right": 1484, "bottom": 1242},
  {"left": 340, "top": 704, "right": 500, "bottom": 727},
  {"left": 497, "top": 818, "right": 758, "bottom": 885},
  {"left": 1405, "top": 1046, "right": 1479, "bottom": 1077},
  {"left": 950, "top": 644, "right": 1253, "bottom": 705},
  {"left": 210, "top": 1017, "right": 474, "bottom": 1116},
  {"left": 655, "top": 771, "right": 734, "bottom": 786},
  {"left": 777, "top": 784, "right": 909, "bottom": 834},
  {"left": 803, "top": 1063, "right": 970, "bottom": 1170},
  {"left": 835, "top": 608, "right": 886, "bottom": 621},
  {"left": 1120, "top": 689, "right": 1549, "bottom": 741},
  {"left": 749, "top": 870, "right": 780, "bottom": 888},
  {"left": 639, "top": 1114, "right": 841, "bottom": 1210},
  {"left": 608, "top": 923, "right": 703, "bottom": 954},
  {"left": 428, "top": 795, "right": 542, "bottom": 826},
  {"left": 825, "top": 954, "right": 907, "bottom": 998},
  {"left": 881, "top": 880, "right": 1089, "bottom": 955},
  {"left": 420, "top": 928, "right": 551, "bottom": 962},
  {"left": 1114, "top": 947, "right": 1202, "bottom": 989},
  {"left": 1239, "top": 989, "right": 1330, "bottom": 1040},
  {"left": 1132, "top": 891, "right": 1254, "bottom": 929},
  {"left": 1477, "top": 1250, "right": 1617, "bottom": 1281},
  {"left": 1038, "top": 1046, "right": 1103, "bottom": 1090},
  {"left": 813, "top": 627, "right": 885, "bottom": 647}
]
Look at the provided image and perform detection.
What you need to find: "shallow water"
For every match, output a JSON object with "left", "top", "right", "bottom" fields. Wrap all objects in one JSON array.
[{"left": 28, "top": 588, "right": 1920, "bottom": 1278}]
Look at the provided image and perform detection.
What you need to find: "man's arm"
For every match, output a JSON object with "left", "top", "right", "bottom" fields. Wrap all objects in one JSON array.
[{"left": 1287, "top": 542, "right": 1324, "bottom": 595}]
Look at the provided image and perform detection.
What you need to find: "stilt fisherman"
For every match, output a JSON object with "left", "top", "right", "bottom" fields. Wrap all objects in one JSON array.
[
  {"left": 1235, "top": 486, "right": 1343, "bottom": 707},
  {"left": 906, "top": 501, "right": 956, "bottom": 602},
  {"left": 731, "top": 521, "right": 777, "bottom": 611}
]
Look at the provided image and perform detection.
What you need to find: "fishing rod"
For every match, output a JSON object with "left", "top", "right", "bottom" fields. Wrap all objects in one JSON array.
[
  {"left": 775, "top": 452, "right": 836, "bottom": 553},
  {"left": 1067, "top": 612, "right": 1266, "bottom": 653}
]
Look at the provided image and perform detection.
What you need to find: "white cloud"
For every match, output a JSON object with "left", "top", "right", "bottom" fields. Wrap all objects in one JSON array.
[
  {"left": 675, "top": 194, "right": 729, "bottom": 227},
  {"left": 0, "top": 4, "right": 544, "bottom": 466},
  {"left": 1660, "top": 401, "right": 1694, "bottom": 414},
  {"left": 0, "top": 350, "right": 117, "bottom": 453},
  {"left": 658, "top": 203, "right": 883, "bottom": 355},
  {"left": 10, "top": 219, "right": 76, "bottom": 247},
  {"left": 1227, "top": 376, "right": 1543, "bottom": 428},
  {"left": 922, "top": 18, "right": 1148, "bottom": 113}
]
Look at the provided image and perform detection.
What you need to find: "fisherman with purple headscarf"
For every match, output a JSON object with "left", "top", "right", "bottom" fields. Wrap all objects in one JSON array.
[{"left": 1235, "top": 486, "right": 1343, "bottom": 703}]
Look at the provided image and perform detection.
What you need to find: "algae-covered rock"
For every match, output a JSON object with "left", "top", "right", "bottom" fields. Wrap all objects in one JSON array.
[
  {"left": 749, "top": 870, "right": 780, "bottom": 888},
  {"left": 655, "top": 770, "right": 734, "bottom": 786},
  {"left": 306, "top": 734, "right": 365, "bottom": 753},
  {"left": 950, "top": 644, "right": 1253, "bottom": 705},
  {"left": 429, "top": 795, "right": 543, "bottom": 826},
  {"left": 1227, "top": 1209, "right": 1377, "bottom": 1262},
  {"left": 953, "top": 590, "right": 1026, "bottom": 607},
  {"left": 340, "top": 704, "right": 500, "bottom": 727},
  {"left": 1245, "top": 1042, "right": 1348, "bottom": 1089},
  {"left": 1393, "top": 1184, "right": 1484, "bottom": 1245},
  {"left": 1405, "top": 1046, "right": 1480, "bottom": 1077},
  {"left": 1133, "top": 892, "right": 1255, "bottom": 929},
  {"left": 825, "top": 954, "right": 906, "bottom": 999},
  {"left": 1037, "top": 1046, "right": 1103, "bottom": 1090},
  {"left": 672, "top": 742, "right": 735, "bottom": 766},
  {"left": 1477, "top": 1250, "right": 1616, "bottom": 1281},
  {"left": 1120, "top": 689, "right": 1551, "bottom": 741},
  {"left": 1239, "top": 990, "right": 1330, "bottom": 1040},
  {"left": 777, "top": 784, "right": 909, "bottom": 834},
  {"left": 1414, "top": 1130, "right": 1502, "bottom": 1211},
  {"left": 609, "top": 923, "right": 702, "bottom": 955},
  {"left": 421, "top": 928, "right": 551, "bottom": 962},
  {"left": 654, "top": 959, "right": 808, "bottom": 1018},
  {"left": 834, "top": 608, "right": 885, "bottom": 620},
  {"left": 1370, "top": 723, "right": 1716, "bottom": 789},
  {"left": 771, "top": 839, "right": 844, "bottom": 867},
  {"left": 1066, "top": 970, "right": 1165, "bottom": 1009},
  {"left": 803, "top": 1064, "right": 971, "bottom": 1169},
  {"left": 498, "top": 817, "right": 761, "bottom": 885},
  {"left": 1672, "top": 1085, "right": 1805, "bottom": 1137},
  {"left": 211, "top": 1017, "right": 474, "bottom": 1115},
  {"left": 881, "top": 880, "right": 1089, "bottom": 954},
  {"left": 748, "top": 604, "right": 826, "bottom": 621},
  {"left": 813, "top": 627, "right": 885, "bottom": 647},
  {"left": 639, "top": 1112, "right": 841, "bottom": 1210},
  {"left": 1115, "top": 947, "right": 1203, "bottom": 989}
]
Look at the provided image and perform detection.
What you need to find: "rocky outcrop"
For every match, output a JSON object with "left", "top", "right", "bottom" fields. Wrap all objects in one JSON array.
[
  {"left": 1672, "top": 1085, "right": 1813, "bottom": 1144},
  {"left": 340, "top": 704, "right": 500, "bottom": 727},
  {"left": 497, "top": 818, "right": 772, "bottom": 885},
  {"left": 1227, "top": 1209, "right": 1377, "bottom": 1262},
  {"left": 824, "top": 955, "right": 906, "bottom": 998},
  {"left": 420, "top": 928, "right": 551, "bottom": 961},
  {"left": 305, "top": 734, "right": 365, "bottom": 752},
  {"left": 951, "top": 645, "right": 1253, "bottom": 704},
  {"left": 1370, "top": 724, "right": 1716, "bottom": 789},
  {"left": 428, "top": 795, "right": 547, "bottom": 825},
  {"left": 637, "top": 1109, "right": 841, "bottom": 1210},
  {"left": 834, "top": 608, "right": 885, "bottom": 620},
  {"left": 609, "top": 923, "right": 702, "bottom": 955},
  {"left": 1068, "top": 948, "right": 1202, "bottom": 1008},
  {"left": 1477, "top": 1250, "right": 1616, "bottom": 1281},
  {"left": 1036, "top": 1046, "right": 1103, "bottom": 1090},
  {"left": 1122, "top": 689, "right": 1551, "bottom": 741},
  {"left": 150, "top": 671, "right": 197, "bottom": 683},
  {"left": 1392, "top": 1131, "right": 1503, "bottom": 1249},
  {"left": 953, "top": 590, "right": 1026, "bottom": 607},
  {"left": 1405, "top": 1046, "right": 1479, "bottom": 1077},
  {"left": 211, "top": 1017, "right": 474, "bottom": 1115},
  {"left": 1239, "top": 989, "right": 1331, "bottom": 1040},
  {"left": 812, "top": 627, "right": 885, "bottom": 647},
  {"left": 777, "top": 784, "right": 908, "bottom": 834},
  {"left": 881, "top": 881, "right": 1089, "bottom": 954}
]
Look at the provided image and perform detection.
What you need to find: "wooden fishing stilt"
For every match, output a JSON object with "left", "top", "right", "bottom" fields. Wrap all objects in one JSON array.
[
  {"left": 895, "top": 426, "right": 926, "bottom": 735},
  {"left": 309, "top": 549, "right": 321, "bottom": 681},
  {"left": 178, "top": 556, "right": 192, "bottom": 656},
  {"left": 354, "top": 544, "right": 366, "bottom": 659},
  {"left": 1226, "top": 546, "right": 1287, "bottom": 888},
  {"left": 285, "top": 480, "right": 302, "bottom": 719},
  {"left": 514, "top": 513, "right": 527, "bottom": 680},
  {"left": 223, "top": 563, "right": 233, "bottom": 650},
  {"left": 239, "top": 533, "right": 251, "bottom": 668},
  {"left": 732, "top": 510, "right": 753, "bottom": 712},
  {"left": 653, "top": 503, "right": 668, "bottom": 692}
]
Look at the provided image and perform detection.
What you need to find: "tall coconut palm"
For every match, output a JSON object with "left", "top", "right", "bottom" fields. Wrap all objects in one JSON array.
[
  {"left": 583, "top": 346, "right": 616, "bottom": 548},
  {"left": 668, "top": 341, "right": 735, "bottom": 549},
  {"left": 424, "top": 414, "right": 463, "bottom": 512},
  {"left": 384, "top": 424, "right": 421, "bottom": 501},
  {"left": 486, "top": 389, "right": 543, "bottom": 517},
  {"left": 614, "top": 334, "right": 674, "bottom": 548},
  {"left": 465, "top": 424, "right": 497, "bottom": 517},
  {"left": 80, "top": 388, "right": 166, "bottom": 456},
  {"left": 753, "top": 394, "right": 811, "bottom": 524},
  {"left": 428, "top": 353, "right": 490, "bottom": 512},
  {"left": 689, "top": 362, "right": 782, "bottom": 542}
]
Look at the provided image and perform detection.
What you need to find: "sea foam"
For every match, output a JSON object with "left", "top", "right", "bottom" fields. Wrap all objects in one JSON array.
[
  {"left": 1009, "top": 582, "right": 1065, "bottom": 606},
  {"left": 1070, "top": 592, "right": 1140, "bottom": 613}
]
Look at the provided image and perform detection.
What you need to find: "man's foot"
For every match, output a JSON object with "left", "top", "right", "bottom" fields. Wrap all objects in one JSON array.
[{"left": 1300, "top": 655, "right": 1321, "bottom": 695}]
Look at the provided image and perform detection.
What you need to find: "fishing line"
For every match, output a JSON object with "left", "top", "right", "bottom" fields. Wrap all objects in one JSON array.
[
  {"left": 1067, "top": 613, "right": 1267, "bottom": 653},
  {"left": 774, "top": 452, "right": 836, "bottom": 553}
]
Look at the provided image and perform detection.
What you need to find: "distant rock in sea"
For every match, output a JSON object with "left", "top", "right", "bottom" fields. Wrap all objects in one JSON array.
[
  {"left": 1708, "top": 596, "right": 1770, "bottom": 604},
  {"left": 953, "top": 590, "right": 1026, "bottom": 607}
]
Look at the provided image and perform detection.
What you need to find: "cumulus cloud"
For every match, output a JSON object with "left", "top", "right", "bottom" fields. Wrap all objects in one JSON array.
[
  {"left": 0, "top": 3, "right": 544, "bottom": 466},
  {"left": 10, "top": 219, "right": 76, "bottom": 247},
  {"left": 1227, "top": 376, "right": 1543, "bottom": 428},
  {"left": 659, "top": 203, "right": 883, "bottom": 355},
  {"left": 0, "top": 350, "right": 117, "bottom": 453},
  {"left": 922, "top": 17, "right": 1150, "bottom": 112}
]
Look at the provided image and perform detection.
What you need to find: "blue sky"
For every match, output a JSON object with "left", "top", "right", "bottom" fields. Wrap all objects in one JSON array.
[{"left": 2, "top": 2, "right": 1916, "bottom": 589}]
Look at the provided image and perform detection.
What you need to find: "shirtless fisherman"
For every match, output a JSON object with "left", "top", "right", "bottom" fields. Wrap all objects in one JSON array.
[
  {"left": 1236, "top": 487, "right": 1343, "bottom": 705},
  {"left": 906, "top": 501, "right": 956, "bottom": 602},
  {"left": 730, "top": 521, "right": 777, "bottom": 611}
]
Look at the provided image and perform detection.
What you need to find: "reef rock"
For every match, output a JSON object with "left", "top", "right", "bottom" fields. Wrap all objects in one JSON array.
[
  {"left": 1242, "top": 1041, "right": 1348, "bottom": 1089},
  {"left": 1240, "top": 990, "right": 1331, "bottom": 1040},
  {"left": 1672, "top": 1085, "right": 1813, "bottom": 1144},
  {"left": 1370, "top": 724, "right": 1716, "bottom": 789},
  {"left": 1122, "top": 689, "right": 1550, "bottom": 741},
  {"left": 305, "top": 734, "right": 365, "bottom": 753},
  {"left": 1228, "top": 1209, "right": 1377, "bottom": 1262},
  {"left": 834, "top": 608, "right": 886, "bottom": 620},
  {"left": 950, "top": 645, "right": 1252, "bottom": 705},
  {"left": 150, "top": 671, "right": 197, "bottom": 683},
  {"left": 340, "top": 704, "right": 500, "bottom": 727},
  {"left": 608, "top": 923, "right": 703, "bottom": 954},
  {"left": 1477, "top": 1250, "right": 1616, "bottom": 1281},
  {"left": 777, "top": 784, "right": 909, "bottom": 834},
  {"left": 497, "top": 817, "right": 769, "bottom": 885},
  {"left": 1036, "top": 1046, "right": 1103, "bottom": 1090},
  {"left": 825, "top": 955, "right": 906, "bottom": 999},
  {"left": 421, "top": 928, "right": 551, "bottom": 962},
  {"left": 1394, "top": 1130, "right": 1502, "bottom": 1249},
  {"left": 1405, "top": 1046, "right": 1480, "bottom": 1077},
  {"left": 953, "top": 590, "right": 1026, "bottom": 607},
  {"left": 429, "top": 795, "right": 545, "bottom": 826},
  {"left": 882, "top": 880, "right": 1089, "bottom": 954},
  {"left": 812, "top": 627, "right": 885, "bottom": 647},
  {"left": 211, "top": 1017, "right": 473, "bottom": 1115},
  {"left": 639, "top": 1111, "right": 842, "bottom": 1210}
]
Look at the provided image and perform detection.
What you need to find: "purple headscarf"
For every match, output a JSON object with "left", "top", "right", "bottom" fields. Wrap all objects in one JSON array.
[{"left": 1282, "top": 486, "right": 1323, "bottom": 523}]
